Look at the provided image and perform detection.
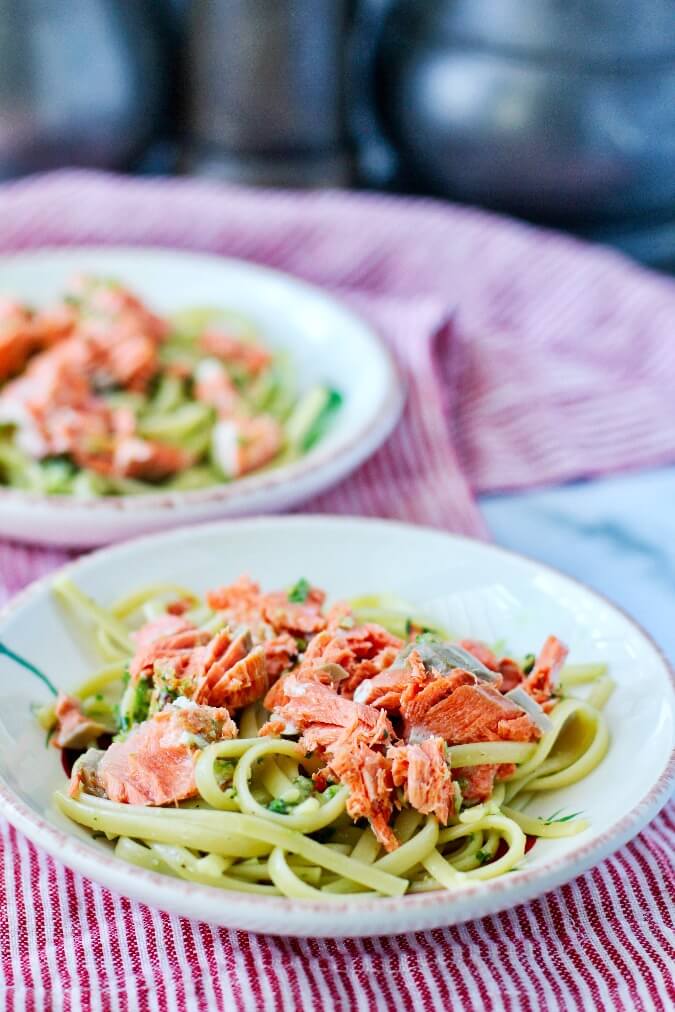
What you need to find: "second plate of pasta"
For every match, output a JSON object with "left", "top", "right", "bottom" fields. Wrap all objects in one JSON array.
[{"left": 0, "top": 248, "right": 403, "bottom": 546}]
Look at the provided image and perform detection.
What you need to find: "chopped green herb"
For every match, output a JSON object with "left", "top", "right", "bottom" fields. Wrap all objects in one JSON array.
[
  {"left": 475, "top": 849, "right": 491, "bottom": 865},
  {"left": 540, "top": 808, "right": 583, "bottom": 825},
  {"left": 405, "top": 618, "right": 413, "bottom": 637},
  {"left": 522, "top": 653, "right": 536, "bottom": 674},
  {"left": 267, "top": 797, "right": 290, "bottom": 815},
  {"left": 288, "top": 578, "right": 311, "bottom": 604},
  {"left": 295, "top": 637, "right": 308, "bottom": 653},
  {"left": 322, "top": 784, "right": 341, "bottom": 800}
]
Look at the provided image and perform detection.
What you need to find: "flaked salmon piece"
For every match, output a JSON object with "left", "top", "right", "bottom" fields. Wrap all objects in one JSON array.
[
  {"left": 206, "top": 578, "right": 327, "bottom": 661},
  {"left": 0, "top": 337, "right": 93, "bottom": 419},
  {"left": 262, "top": 664, "right": 327, "bottom": 713},
  {"left": 0, "top": 331, "right": 181, "bottom": 478},
  {"left": 454, "top": 764, "right": 498, "bottom": 805},
  {"left": 325, "top": 601, "right": 353, "bottom": 629},
  {"left": 261, "top": 639, "right": 348, "bottom": 712},
  {"left": 261, "top": 674, "right": 401, "bottom": 848},
  {"left": 0, "top": 300, "right": 36, "bottom": 381},
  {"left": 337, "top": 625, "right": 403, "bottom": 698},
  {"left": 498, "top": 657, "right": 525, "bottom": 693},
  {"left": 98, "top": 330, "right": 158, "bottom": 393},
  {"left": 193, "top": 629, "right": 268, "bottom": 710},
  {"left": 52, "top": 694, "right": 107, "bottom": 750},
  {"left": 206, "top": 576, "right": 261, "bottom": 616},
  {"left": 261, "top": 586, "right": 327, "bottom": 636},
  {"left": 260, "top": 717, "right": 286, "bottom": 738},
  {"left": 389, "top": 736, "right": 455, "bottom": 824},
  {"left": 294, "top": 623, "right": 403, "bottom": 700},
  {"left": 261, "top": 676, "right": 394, "bottom": 750},
  {"left": 212, "top": 414, "right": 283, "bottom": 479},
  {"left": 401, "top": 678, "right": 541, "bottom": 745},
  {"left": 328, "top": 740, "right": 398, "bottom": 851},
  {"left": 165, "top": 597, "right": 195, "bottom": 617},
  {"left": 90, "top": 702, "right": 236, "bottom": 806},
  {"left": 194, "top": 359, "right": 241, "bottom": 417},
  {"left": 458, "top": 639, "right": 527, "bottom": 694},
  {"left": 200, "top": 645, "right": 268, "bottom": 711},
  {"left": 69, "top": 274, "right": 167, "bottom": 344},
  {"left": 522, "top": 635, "right": 568, "bottom": 706},
  {"left": 132, "top": 614, "right": 195, "bottom": 652},
  {"left": 263, "top": 632, "right": 299, "bottom": 680},
  {"left": 301, "top": 706, "right": 394, "bottom": 757},
  {"left": 354, "top": 650, "right": 474, "bottom": 711},
  {"left": 353, "top": 649, "right": 433, "bottom": 709},
  {"left": 458, "top": 640, "right": 500, "bottom": 671},
  {"left": 200, "top": 328, "right": 272, "bottom": 377},
  {"left": 199, "top": 628, "right": 250, "bottom": 682},
  {"left": 30, "top": 305, "right": 78, "bottom": 347},
  {"left": 129, "top": 626, "right": 210, "bottom": 683},
  {"left": 104, "top": 436, "right": 192, "bottom": 481}
]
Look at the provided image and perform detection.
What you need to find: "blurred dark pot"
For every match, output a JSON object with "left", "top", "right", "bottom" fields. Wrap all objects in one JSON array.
[
  {"left": 184, "top": 0, "right": 351, "bottom": 186},
  {"left": 0, "top": 0, "right": 168, "bottom": 178},
  {"left": 377, "top": 0, "right": 675, "bottom": 223}
]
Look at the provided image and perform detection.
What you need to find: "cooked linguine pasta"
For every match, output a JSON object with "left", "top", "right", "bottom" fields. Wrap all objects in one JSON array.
[{"left": 39, "top": 574, "right": 612, "bottom": 900}]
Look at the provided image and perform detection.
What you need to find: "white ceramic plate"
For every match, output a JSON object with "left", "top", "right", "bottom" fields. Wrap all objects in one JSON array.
[
  {"left": 0, "top": 516, "right": 672, "bottom": 937},
  {"left": 0, "top": 248, "right": 403, "bottom": 546}
]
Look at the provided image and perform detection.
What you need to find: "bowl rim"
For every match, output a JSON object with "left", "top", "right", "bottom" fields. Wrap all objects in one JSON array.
[
  {"left": 0, "top": 514, "right": 672, "bottom": 933},
  {"left": 0, "top": 247, "right": 405, "bottom": 515}
]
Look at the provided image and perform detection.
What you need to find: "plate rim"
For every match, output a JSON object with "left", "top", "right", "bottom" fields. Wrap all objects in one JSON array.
[
  {"left": 0, "top": 514, "right": 672, "bottom": 935},
  {"left": 0, "top": 246, "right": 405, "bottom": 515}
]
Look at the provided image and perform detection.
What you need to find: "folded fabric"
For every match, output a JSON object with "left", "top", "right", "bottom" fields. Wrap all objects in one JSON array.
[{"left": 1, "top": 170, "right": 673, "bottom": 494}]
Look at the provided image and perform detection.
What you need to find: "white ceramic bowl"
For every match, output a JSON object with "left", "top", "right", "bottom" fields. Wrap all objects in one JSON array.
[
  {"left": 0, "top": 248, "right": 403, "bottom": 546},
  {"left": 0, "top": 516, "right": 672, "bottom": 937}
]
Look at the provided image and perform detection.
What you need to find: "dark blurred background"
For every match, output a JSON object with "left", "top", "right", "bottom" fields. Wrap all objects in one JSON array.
[{"left": 0, "top": 0, "right": 673, "bottom": 269}]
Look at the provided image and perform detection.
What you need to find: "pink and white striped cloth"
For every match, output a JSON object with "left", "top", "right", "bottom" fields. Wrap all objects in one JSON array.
[{"left": 0, "top": 171, "right": 673, "bottom": 1010}]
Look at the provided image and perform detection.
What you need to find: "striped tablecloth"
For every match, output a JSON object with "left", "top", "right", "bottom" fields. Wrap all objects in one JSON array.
[{"left": 0, "top": 171, "right": 673, "bottom": 1011}]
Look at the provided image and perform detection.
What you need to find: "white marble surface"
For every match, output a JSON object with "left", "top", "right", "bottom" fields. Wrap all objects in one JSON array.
[{"left": 480, "top": 468, "right": 675, "bottom": 660}]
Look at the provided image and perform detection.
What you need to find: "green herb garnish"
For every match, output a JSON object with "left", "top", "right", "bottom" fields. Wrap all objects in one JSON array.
[
  {"left": 288, "top": 578, "right": 311, "bottom": 603},
  {"left": 540, "top": 808, "right": 583, "bottom": 825},
  {"left": 475, "top": 849, "right": 491, "bottom": 865},
  {"left": 116, "top": 675, "right": 151, "bottom": 736},
  {"left": 522, "top": 653, "right": 536, "bottom": 674}
]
